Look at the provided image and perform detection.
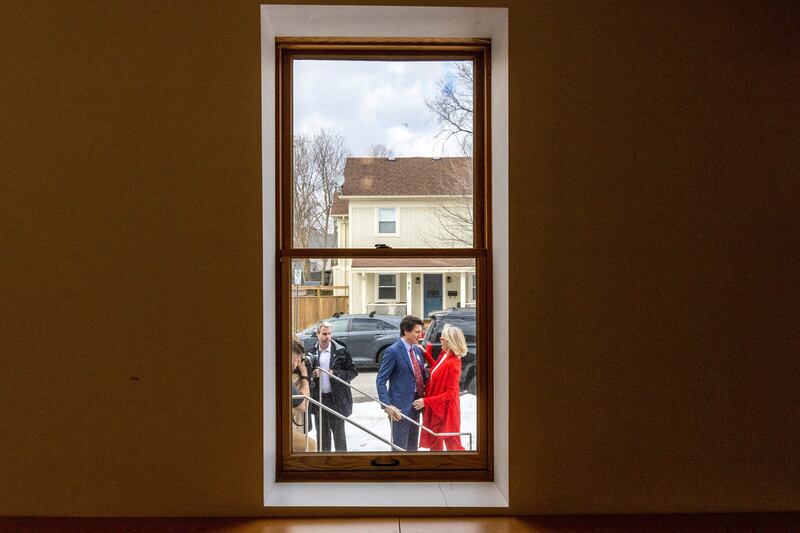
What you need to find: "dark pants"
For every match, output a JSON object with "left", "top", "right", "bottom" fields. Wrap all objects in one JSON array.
[
  {"left": 314, "top": 393, "right": 347, "bottom": 452},
  {"left": 391, "top": 408, "right": 420, "bottom": 451}
]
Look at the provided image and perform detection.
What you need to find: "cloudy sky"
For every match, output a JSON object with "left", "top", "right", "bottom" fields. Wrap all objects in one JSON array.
[{"left": 293, "top": 60, "right": 469, "bottom": 157}]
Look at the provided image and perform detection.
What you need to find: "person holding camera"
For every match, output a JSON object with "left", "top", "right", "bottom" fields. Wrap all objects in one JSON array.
[
  {"left": 291, "top": 335, "right": 316, "bottom": 452},
  {"left": 306, "top": 321, "right": 358, "bottom": 452}
]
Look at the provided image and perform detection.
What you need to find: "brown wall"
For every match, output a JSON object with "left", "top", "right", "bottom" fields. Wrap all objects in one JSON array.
[{"left": 1, "top": 0, "right": 798, "bottom": 517}]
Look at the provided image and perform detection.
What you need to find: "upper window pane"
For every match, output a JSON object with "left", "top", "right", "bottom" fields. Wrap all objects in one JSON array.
[{"left": 291, "top": 60, "right": 474, "bottom": 249}]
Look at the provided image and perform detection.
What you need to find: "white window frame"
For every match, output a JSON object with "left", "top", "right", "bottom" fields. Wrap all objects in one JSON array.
[
  {"left": 376, "top": 207, "right": 398, "bottom": 236},
  {"left": 376, "top": 273, "right": 397, "bottom": 301},
  {"left": 262, "top": 4, "right": 509, "bottom": 508}
]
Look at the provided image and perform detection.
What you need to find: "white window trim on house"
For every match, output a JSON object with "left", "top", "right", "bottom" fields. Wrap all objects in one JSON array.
[
  {"left": 262, "top": 4, "right": 509, "bottom": 508},
  {"left": 376, "top": 207, "right": 399, "bottom": 236},
  {"left": 376, "top": 273, "right": 398, "bottom": 301}
]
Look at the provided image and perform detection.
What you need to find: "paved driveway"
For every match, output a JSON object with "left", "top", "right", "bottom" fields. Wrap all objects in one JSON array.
[{"left": 350, "top": 371, "right": 378, "bottom": 403}]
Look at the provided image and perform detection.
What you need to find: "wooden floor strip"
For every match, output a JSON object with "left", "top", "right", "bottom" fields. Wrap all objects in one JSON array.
[{"left": 0, "top": 514, "right": 798, "bottom": 532}]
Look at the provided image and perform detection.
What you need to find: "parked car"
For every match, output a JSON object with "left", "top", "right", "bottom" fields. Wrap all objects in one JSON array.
[
  {"left": 297, "top": 313, "right": 402, "bottom": 369},
  {"left": 422, "top": 307, "right": 477, "bottom": 394}
]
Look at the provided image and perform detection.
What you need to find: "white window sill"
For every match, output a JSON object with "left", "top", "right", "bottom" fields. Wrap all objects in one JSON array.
[{"left": 264, "top": 481, "right": 508, "bottom": 508}]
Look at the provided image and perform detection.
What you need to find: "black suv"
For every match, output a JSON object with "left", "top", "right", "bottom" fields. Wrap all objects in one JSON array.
[
  {"left": 297, "top": 313, "right": 402, "bottom": 369},
  {"left": 422, "top": 307, "right": 477, "bottom": 394}
]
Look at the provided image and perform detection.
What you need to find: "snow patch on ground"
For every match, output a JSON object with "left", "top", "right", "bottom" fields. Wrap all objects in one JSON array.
[{"left": 343, "top": 393, "right": 477, "bottom": 451}]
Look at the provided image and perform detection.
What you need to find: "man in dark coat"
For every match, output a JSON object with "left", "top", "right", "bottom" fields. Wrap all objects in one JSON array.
[{"left": 307, "top": 321, "right": 358, "bottom": 451}]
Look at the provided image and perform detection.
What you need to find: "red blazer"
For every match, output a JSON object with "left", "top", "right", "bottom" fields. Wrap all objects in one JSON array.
[{"left": 419, "top": 349, "right": 462, "bottom": 449}]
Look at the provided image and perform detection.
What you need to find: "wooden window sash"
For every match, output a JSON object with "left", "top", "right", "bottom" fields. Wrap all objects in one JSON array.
[{"left": 276, "top": 38, "right": 492, "bottom": 482}]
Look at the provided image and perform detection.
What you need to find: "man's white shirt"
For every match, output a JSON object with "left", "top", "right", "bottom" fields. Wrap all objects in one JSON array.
[{"left": 319, "top": 344, "right": 332, "bottom": 393}]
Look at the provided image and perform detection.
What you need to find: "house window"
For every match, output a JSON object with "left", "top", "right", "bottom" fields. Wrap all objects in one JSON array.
[
  {"left": 377, "top": 208, "right": 397, "bottom": 234},
  {"left": 276, "top": 37, "right": 492, "bottom": 482},
  {"left": 377, "top": 274, "right": 397, "bottom": 300},
  {"left": 472, "top": 273, "right": 477, "bottom": 301}
]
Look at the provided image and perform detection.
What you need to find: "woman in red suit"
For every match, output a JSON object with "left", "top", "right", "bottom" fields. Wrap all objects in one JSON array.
[{"left": 413, "top": 324, "right": 467, "bottom": 451}]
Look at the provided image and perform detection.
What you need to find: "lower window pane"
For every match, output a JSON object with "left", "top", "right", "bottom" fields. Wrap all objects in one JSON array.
[
  {"left": 288, "top": 257, "right": 479, "bottom": 453},
  {"left": 378, "top": 221, "right": 396, "bottom": 234}
]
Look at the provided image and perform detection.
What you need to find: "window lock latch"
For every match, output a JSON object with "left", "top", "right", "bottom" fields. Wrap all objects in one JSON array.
[{"left": 370, "top": 458, "right": 400, "bottom": 467}]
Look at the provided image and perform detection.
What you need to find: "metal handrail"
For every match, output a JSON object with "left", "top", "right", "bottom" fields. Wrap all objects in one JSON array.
[
  {"left": 318, "top": 367, "right": 473, "bottom": 451},
  {"left": 293, "top": 394, "right": 404, "bottom": 452}
]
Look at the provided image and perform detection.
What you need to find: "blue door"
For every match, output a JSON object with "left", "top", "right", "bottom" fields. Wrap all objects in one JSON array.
[{"left": 423, "top": 274, "right": 443, "bottom": 317}]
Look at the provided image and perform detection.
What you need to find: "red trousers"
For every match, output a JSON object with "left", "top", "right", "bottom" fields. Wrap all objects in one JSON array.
[{"left": 427, "top": 436, "right": 465, "bottom": 451}]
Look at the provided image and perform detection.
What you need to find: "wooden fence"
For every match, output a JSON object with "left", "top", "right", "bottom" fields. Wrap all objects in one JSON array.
[{"left": 291, "top": 285, "right": 349, "bottom": 331}]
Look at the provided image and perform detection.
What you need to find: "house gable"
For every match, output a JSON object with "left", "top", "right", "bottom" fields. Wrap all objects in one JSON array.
[{"left": 336, "top": 157, "right": 473, "bottom": 248}]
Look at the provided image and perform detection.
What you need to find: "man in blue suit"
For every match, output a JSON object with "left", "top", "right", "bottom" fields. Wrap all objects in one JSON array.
[{"left": 375, "top": 315, "right": 429, "bottom": 451}]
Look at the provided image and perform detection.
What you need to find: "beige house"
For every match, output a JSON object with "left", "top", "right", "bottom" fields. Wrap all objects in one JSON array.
[{"left": 331, "top": 157, "right": 477, "bottom": 318}]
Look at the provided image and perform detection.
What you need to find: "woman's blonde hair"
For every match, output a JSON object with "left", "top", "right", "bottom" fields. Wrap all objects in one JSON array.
[{"left": 440, "top": 324, "right": 468, "bottom": 357}]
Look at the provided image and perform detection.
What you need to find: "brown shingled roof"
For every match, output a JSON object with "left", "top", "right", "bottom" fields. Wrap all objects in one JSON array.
[
  {"left": 331, "top": 192, "right": 348, "bottom": 216},
  {"left": 341, "top": 157, "right": 472, "bottom": 197},
  {"left": 351, "top": 258, "right": 474, "bottom": 268}
]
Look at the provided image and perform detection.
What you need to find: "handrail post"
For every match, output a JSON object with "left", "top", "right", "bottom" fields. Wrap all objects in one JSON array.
[
  {"left": 318, "top": 368, "right": 323, "bottom": 451},
  {"left": 304, "top": 399, "right": 310, "bottom": 451}
]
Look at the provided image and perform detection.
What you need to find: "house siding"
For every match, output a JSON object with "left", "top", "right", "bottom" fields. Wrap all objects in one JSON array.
[{"left": 348, "top": 199, "right": 471, "bottom": 249}]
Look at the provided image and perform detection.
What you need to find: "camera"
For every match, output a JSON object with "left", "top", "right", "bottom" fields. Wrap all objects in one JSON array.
[
  {"left": 302, "top": 352, "right": 319, "bottom": 367},
  {"left": 302, "top": 352, "right": 319, "bottom": 378}
]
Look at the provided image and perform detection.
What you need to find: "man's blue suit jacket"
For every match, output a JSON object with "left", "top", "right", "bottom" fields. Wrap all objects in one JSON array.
[{"left": 375, "top": 338, "right": 428, "bottom": 416}]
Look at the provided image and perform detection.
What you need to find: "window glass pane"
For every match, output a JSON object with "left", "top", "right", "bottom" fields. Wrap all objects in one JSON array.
[
  {"left": 378, "top": 208, "right": 396, "bottom": 233},
  {"left": 378, "top": 220, "right": 396, "bottom": 234},
  {"left": 378, "top": 274, "right": 396, "bottom": 300},
  {"left": 378, "top": 274, "right": 397, "bottom": 300},
  {"left": 328, "top": 318, "right": 348, "bottom": 333},
  {"left": 292, "top": 60, "right": 474, "bottom": 249},
  {"left": 377, "top": 287, "right": 395, "bottom": 300},
  {"left": 351, "top": 318, "right": 378, "bottom": 332},
  {"left": 289, "top": 257, "right": 478, "bottom": 452}
]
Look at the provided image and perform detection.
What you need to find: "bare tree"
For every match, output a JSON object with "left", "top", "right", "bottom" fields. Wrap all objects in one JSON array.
[
  {"left": 293, "top": 133, "right": 319, "bottom": 279},
  {"left": 293, "top": 133, "right": 315, "bottom": 248},
  {"left": 423, "top": 62, "right": 474, "bottom": 247},
  {"left": 426, "top": 62, "right": 473, "bottom": 156},
  {"left": 366, "top": 144, "right": 395, "bottom": 158},
  {"left": 420, "top": 158, "right": 474, "bottom": 247},
  {"left": 310, "top": 129, "right": 349, "bottom": 284},
  {"left": 292, "top": 129, "right": 350, "bottom": 282}
]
